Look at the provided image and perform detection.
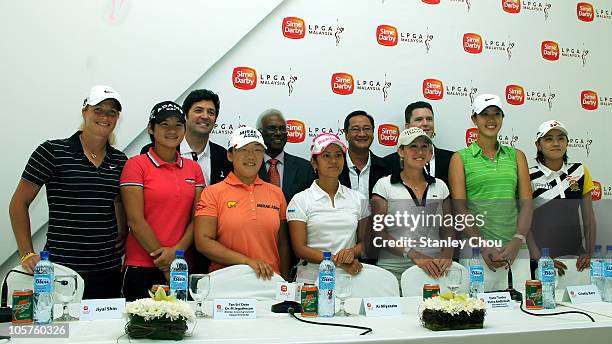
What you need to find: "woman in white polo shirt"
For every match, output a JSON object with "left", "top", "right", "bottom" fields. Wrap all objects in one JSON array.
[
  {"left": 287, "top": 133, "right": 370, "bottom": 283},
  {"left": 371, "top": 127, "right": 454, "bottom": 281}
]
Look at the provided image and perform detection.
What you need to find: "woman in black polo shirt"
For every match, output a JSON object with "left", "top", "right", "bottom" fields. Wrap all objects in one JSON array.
[{"left": 9, "top": 85, "right": 128, "bottom": 299}]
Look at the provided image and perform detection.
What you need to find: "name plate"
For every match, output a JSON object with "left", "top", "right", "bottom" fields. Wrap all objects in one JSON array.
[
  {"left": 276, "top": 282, "right": 301, "bottom": 302},
  {"left": 478, "top": 292, "right": 513, "bottom": 311},
  {"left": 80, "top": 298, "right": 125, "bottom": 320},
  {"left": 562, "top": 285, "right": 602, "bottom": 304},
  {"left": 213, "top": 299, "right": 257, "bottom": 319},
  {"left": 359, "top": 297, "right": 402, "bottom": 317}
]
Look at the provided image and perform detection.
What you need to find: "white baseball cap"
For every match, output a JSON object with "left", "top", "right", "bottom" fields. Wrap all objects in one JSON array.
[
  {"left": 536, "top": 120, "right": 568, "bottom": 140},
  {"left": 83, "top": 85, "right": 122, "bottom": 111},
  {"left": 397, "top": 127, "right": 432, "bottom": 146},
  {"left": 472, "top": 94, "right": 503, "bottom": 115},
  {"left": 310, "top": 133, "right": 347, "bottom": 156},
  {"left": 228, "top": 126, "right": 267, "bottom": 150}
]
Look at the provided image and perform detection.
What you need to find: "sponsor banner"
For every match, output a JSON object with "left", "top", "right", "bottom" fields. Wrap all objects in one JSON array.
[
  {"left": 287, "top": 119, "right": 306, "bottom": 143},
  {"left": 423, "top": 78, "right": 444, "bottom": 100},
  {"left": 577, "top": 3, "right": 594, "bottom": 22},
  {"left": 378, "top": 124, "right": 400, "bottom": 146},
  {"left": 377, "top": 24, "right": 434, "bottom": 53},
  {"left": 232, "top": 67, "right": 257, "bottom": 90},
  {"left": 506, "top": 85, "right": 556, "bottom": 110},
  {"left": 332, "top": 72, "right": 392, "bottom": 101}
]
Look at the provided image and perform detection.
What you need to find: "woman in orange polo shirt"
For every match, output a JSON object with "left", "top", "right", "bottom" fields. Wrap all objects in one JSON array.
[
  {"left": 120, "top": 101, "right": 205, "bottom": 301},
  {"left": 194, "top": 126, "right": 290, "bottom": 280}
]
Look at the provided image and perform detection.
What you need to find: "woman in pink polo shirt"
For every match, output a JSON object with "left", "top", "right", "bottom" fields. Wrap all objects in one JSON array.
[
  {"left": 194, "top": 126, "right": 290, "bottom": 280},
  {"left": 120, "top": 101, "right": 205, "bottom": 301}
]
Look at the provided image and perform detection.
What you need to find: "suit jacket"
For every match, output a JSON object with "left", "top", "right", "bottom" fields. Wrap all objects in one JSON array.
[
  {"left": 258, "top": 151, "right": 315, "bottom": 203},
  {"left": 383, "top": 146, "right": 454, "bottom": 186},
  {"left": 208, "top": 141, "right": 232, "bottom": 186},
  {"left": 339, "top": 151, "right": 391, "bottom": 198}
]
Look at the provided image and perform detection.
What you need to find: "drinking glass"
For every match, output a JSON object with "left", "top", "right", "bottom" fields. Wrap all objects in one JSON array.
[
  {"left": 54, "top": 274, "right": 79, "bottom": 321},
  {"left": 334, "top": 275, "right": 353, "bottom": 316},
  {"left": 189, "top": 274, "right": 210, "bottom": 318},
  {"left": 444, "top": 268, "right": 462, "bottom": 294}
]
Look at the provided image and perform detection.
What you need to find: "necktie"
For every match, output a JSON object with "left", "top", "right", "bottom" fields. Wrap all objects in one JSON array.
[
  {"left": 268, "top": 159, "right": 281, "bottom": 187},
  {"left": 425, "top": 163, "right": 430, "bottom": 174}
]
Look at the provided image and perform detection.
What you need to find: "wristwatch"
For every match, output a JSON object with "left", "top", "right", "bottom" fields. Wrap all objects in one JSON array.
[{"left": 513, "top": 234, "right": 526, "bottom": 244}]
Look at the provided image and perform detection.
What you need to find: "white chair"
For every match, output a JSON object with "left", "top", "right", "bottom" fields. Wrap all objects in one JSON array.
[
  {"left": 205, "top": 264, "right": 285, "bottom": 300},
  {"left": 350, "top": 264, "right": 400, "bottom": 297},
  {"left": 534, "top": 257, "right": 590, "bottom": 291},
  {"left": 6, "top": 264, "right": 85, "bottom": 305},
  {"left": 400, "top": 262, "right": 469, "bottom": 297},
  {"left": 476, "top": 258, "right": 531, "bottom": 293}
]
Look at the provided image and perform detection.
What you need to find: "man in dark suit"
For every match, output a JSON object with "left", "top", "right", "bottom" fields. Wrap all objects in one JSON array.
[
  {"left": 338, "top": 110, "right": 391, "bottom": 198},
  {"left": 384, "top": 101, "right": 453, "bottom": 186},
  {"left": 256, "top": 109, "right": 314, "bottom": 203}
]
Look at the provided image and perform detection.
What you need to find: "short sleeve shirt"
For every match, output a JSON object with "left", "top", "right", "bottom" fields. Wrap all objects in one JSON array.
[
  {"left": 120, "top": 148, "right": 205, "bottom": 267},
  {"left": 286, "top": 181, "right": 370, "bottom": 255},
  {"left": 195, "top": 172, "right": 287, "bottom": 274}
]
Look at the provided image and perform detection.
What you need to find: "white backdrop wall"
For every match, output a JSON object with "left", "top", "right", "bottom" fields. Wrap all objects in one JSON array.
[{"left": 2, "top": 0, "right": 611, "bottom": 273}]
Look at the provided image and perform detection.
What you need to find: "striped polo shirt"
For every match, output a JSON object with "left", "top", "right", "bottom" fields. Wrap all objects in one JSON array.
[
  {"left": 529, "top": 162, "right": 594, "bottom": 257},
  {"left": 457, "top": 142, "right": 518, "bottom": 244},
  {"left": 21, "top": 131, "right": 127, "bottom": 273}
]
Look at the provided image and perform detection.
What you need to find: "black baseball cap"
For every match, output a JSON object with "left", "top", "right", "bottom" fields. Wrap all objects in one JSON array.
[{"left": 149, "top": 101, "right": 186, "bottom": 124}]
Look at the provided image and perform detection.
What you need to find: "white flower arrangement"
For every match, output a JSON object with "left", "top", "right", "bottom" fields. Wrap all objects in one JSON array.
[
  {"left": 422, "top": 293, "right": 486, "bottom": 316},
  {"left": 125, "top": 298, "right": 195, "bottom": 321}
]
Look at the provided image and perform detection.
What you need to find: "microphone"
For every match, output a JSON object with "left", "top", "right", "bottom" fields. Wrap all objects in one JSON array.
[
  {"left": 1, "top": 269, "right": 34, "bottom": 323},
  {"left": 489, "top": 258, "right": 523, "bottom": 302}
]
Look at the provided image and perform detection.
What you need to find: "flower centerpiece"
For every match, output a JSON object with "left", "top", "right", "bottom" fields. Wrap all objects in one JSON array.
[
  {"left": 420, "top": 292, "right": 486, "bottom": 331},
  {"left": 125, "top": 287, "right": 195, "bottom": 340}
]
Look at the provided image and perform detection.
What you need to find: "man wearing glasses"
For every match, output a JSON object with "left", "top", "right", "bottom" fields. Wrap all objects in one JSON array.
[
  {"left": 256, "top": 109, "right": 314, "bottom": 203},
  {"left": 339, "top": 110, "right": 390, "bottom": 198}
]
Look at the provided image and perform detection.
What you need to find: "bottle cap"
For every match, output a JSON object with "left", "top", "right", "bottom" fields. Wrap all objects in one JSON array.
[
  {"left": 607, "top": 245, "right": 612, "bottom": 252},
  {"left": 40, "top": 251, "right": 49, "bottom": 260},
  {"left": 595, "top": 244, "right": 602, "bottom": 252},
  {"left": 472, "top": 247, "right": 480, "bottom": 256},
  {"left": 323, "top": 251, "right": 332, "bottom": 260},
  {"left": 175, "top": 250, "right": 185, "bottom": 257},
  {"left": 541, "top": 248, "right": 549, "bottom": 257}
]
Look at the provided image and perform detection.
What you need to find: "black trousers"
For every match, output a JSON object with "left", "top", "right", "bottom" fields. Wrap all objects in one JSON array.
[
  {"left": 122, "top": 266, "right": 166, "bottom": 301},
  {"left": 80, "top": 268, "right": 123, "bottom": 299}
]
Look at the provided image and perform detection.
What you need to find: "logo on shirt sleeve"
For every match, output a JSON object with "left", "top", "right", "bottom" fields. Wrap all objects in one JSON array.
[{"left": 227, "top": 201, "right": 238, "bottom": 208}]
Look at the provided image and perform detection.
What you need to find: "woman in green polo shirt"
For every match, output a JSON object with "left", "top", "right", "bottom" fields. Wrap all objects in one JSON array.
[{"left": 449, "top": 94, "right": 532, "bottom": 272}]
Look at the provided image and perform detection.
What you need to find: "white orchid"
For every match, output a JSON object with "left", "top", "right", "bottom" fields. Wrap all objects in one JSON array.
[{"left": 125, "top": 298, "right": 195, "bottom": 321}]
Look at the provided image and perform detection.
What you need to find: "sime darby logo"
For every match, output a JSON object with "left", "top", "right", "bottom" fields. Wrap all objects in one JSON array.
[
  {"left": 503, "top": 0, "right": 521, "bottom": 14},
  {"left": 232, "top": 67, "right": 257, "bottom": 90},
  {"left": 286, "top": 120, "right": 306, "bottom": 143},
  {"left": 378, "top": 124, "right": 400, "bottom": 146},
  {"left": 465, "top": 128, "right": 479, "bottom": 146},
  {"left": 541, "top": 41, "right": 559, "bottom": 61},
  {"left": 577, "top": 3, "right": 594, "bottom": 22},
  {"left": 282, "top": 17, "right": 306, "bottom": 39},
  {"left": 331, "top": 73, "right": 354, "bottom": 95},
  {"left": 581, "top": 90, "right": 598, "bottom": 110},
  {"left": 506, "top": 85, "right": 525, "bottom": 105},
  {"left": 592, "top": 181, "right": 602, "bottom": 201},
  {"left": 463, "top": 33, "right": 483, "bottom": 54},
  {"left": 423, "top": 79, "right": 444, "bottom": 100},
  {"left": 422, "top": 0, "right": 441, "bottom": 4},
  {"left": 377, "top": 25, "right": 398, "bottom": 46}
]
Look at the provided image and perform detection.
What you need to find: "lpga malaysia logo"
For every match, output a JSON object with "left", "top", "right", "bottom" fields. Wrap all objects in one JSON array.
[
  {"left": 282, "top": 17, "right": 345, "bottom": 46},
  {"left": 581, "top": 90, "right": 612, "bottom": 110},
  {"left": 464, "top": 128, "right": 519, "bottom": 147},
  {"left": 505, "top": 85, "right": 556, "bottom": 110},
  {"left": 577, "top": 3, "right": 612, "bottom": 21},
  {"left": 331, "top": 73, "right": 392, "bottom": 101},
  {"left": 463, "top": 33, "right": 516, "bottom": 61},
  {"left": 376, "top": 24, "right": 435, "bottom": 53},
  {"left": 308, "top": 120, "right": 345, "bottom": 138},
  {"left": 541, "top": 41, "right": 590, "bottom": 67},
  {"left": 422, "top": 78, "right": 479, "bottom": 105},
  {"left": 232, "top": 67, "right": 298, "bottom": 96},
  {"left": 508, "top": 1, "right": 552, "bottom": 20},
  {"left": 567, "top": 133, "right": 593, "bottom": 157}
]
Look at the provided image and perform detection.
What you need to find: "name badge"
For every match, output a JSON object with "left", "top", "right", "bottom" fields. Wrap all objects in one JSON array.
[
  {"left": 80, "top": 298, "right": 125, "bottom": 320},
  {"left": 562, "top": 285, "right": 602, "bottom": 304},
  {"left": 478, "top": 292, "right": 513, "bottom": 311},
  {"left": 213, "top": 299, "right": 257, "bottom": 319},
  {"left": 359, "top": 297, "right": 402, "bottom": 317},
  {"left": 276, "top": 282, "right": 301, "bottom": 302}
]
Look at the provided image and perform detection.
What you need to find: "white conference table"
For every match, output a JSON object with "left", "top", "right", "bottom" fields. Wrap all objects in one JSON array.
[{"left": 6, "top": 297, "right": 612, "bottom": 344}]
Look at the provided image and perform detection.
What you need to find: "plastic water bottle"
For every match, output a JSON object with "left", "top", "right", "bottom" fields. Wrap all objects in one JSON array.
[
  {"left": 538, "top": 248, "right": 556, "bottom": 309},
  {"left": 170, "top": 250, "right": 188, "bottom": 301},
  {"left": 604, "top": 245, "right": 612, "bottom": 302},
  {"left": 34, "top": 251, "right": 54, "bottom": 324},
  {"left": 468, "top": 248, "right": 485, "bottom": 298},
  {"left": 590, "top": 245, "right": 603, "bottom": 295},
  {"left": 318, "top": 251, "right": 335, "bottom": 317}
]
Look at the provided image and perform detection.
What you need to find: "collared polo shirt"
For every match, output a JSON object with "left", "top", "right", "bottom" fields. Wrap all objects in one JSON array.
[
  {"left": 21, "top": 131, "right": 127, "bottom": 273},
  {"left": 180, "top": 138, "right": 211, "bottom": 186},
  {"left": 529, "top": 162, "right": 594, "bottom": 257},
  {"left": 347, "top": 152, "right": 371, "bottom": 198},
  {"left": 120, "top": 148, "right": 205, "bottom": 267},
  {"left": 457, "top": 142, "right": 518, "bottom": 244},
  {"left": 195, "top": 172, "right": 287, "bottom": 273}
]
